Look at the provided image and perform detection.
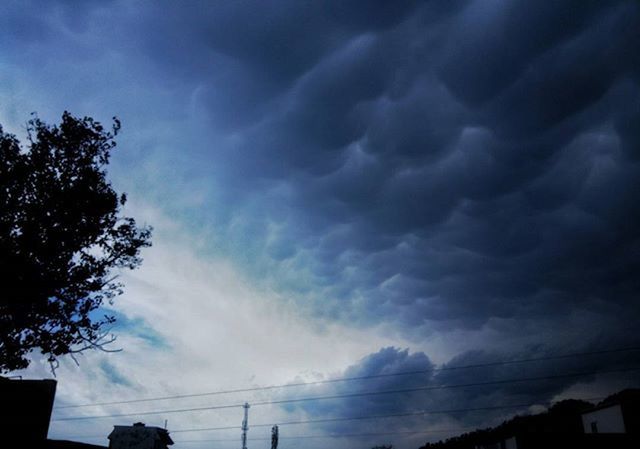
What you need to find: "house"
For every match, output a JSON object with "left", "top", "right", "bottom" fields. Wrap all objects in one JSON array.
[
  {"left": 108, "top": 423, "right": 173, "bottom": 449},
  {"left": 1, "top": 376, "right": 57, "bottom": 447},
  {"left": 420, "top": 391, "right": 640, "bottom": 449},
  {"left": 1, "top": 376, "right": 107, "bottom": 449},
  {"left": 581, "top": 389, "right": 640, "bottom": 434}
]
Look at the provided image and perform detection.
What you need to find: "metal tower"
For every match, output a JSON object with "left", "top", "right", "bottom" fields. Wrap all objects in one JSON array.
[{"left": 241, "top": 402, "right": 250, "bottom": 449}]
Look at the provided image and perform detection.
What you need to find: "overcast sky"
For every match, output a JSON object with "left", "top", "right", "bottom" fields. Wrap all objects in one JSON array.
[{"left": 2, "top": 1, "right": 640, "bottom": 449}]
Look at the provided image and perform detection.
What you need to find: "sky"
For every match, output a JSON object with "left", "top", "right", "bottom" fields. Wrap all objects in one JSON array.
[{"left": 1, "top": 1, "right": 640, "bottom": 448}]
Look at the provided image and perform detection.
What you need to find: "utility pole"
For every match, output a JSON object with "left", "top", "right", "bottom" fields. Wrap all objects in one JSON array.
[
  {"left": 271, "top": 425, "right": 279, "bottom": 449},
  {"left": 241, "top": 402, "right": 250, "bottom": 449}
]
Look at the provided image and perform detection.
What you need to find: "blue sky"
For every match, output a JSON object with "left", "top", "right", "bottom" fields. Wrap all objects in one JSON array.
[{"left": 2, "top": 1, "right": 640, "bottom": 448}]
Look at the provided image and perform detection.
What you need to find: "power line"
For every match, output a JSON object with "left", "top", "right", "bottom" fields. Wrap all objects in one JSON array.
[
  {"left": 60, "top": 395, "right": 609, "bottom": 440},
  {"left": 51, "top": 366, "right": 638, "bottom": 421},
  {"left": 52, "top": 402, "right": 241, "bottom": 421},
  {"left": 170, "top": 425, "right": 240, "bottom": 433},
  {"left": 170, "top": 413, "right": 429, "bottom": 434},
  {"left": 249, "top": 366, "right": 637, "bottom": 407},
  {"left": 53, "top": 345, "right": 640, "bottom": 409},
  {"left": 77, "top": 429, "right": 476, "bottom": 446},
  {"left": 166, "top": 395, "right": 610, "bottom": 434},
  {"left": 174, "top": 428, "right": 479, "bottom": 443}
]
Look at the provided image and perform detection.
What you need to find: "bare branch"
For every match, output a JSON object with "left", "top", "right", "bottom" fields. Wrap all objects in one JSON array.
[
  {"left": 48, "top": 358, "right": 60, "bottom": 377},
  {"left": 69, "top": 328, "right": 123, "bottom": 354}
]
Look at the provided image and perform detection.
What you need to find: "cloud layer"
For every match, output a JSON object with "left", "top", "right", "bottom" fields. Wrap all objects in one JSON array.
[
  {"left": 2, "top": 1, "right": 640, "bottom": 448},
  {"left": 136, "top": 0, "right": 640, "bottom": 347}
]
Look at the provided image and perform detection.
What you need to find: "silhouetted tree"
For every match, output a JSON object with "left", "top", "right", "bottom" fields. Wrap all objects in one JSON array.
[{"left": 0, "top": 112, "right": 152, "bottom": 372}]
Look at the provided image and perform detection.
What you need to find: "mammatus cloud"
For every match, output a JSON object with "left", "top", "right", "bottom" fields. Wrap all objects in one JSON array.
[
  {"left": 3, "top": 0, "right": 638, "bottom": 344},
  {"left": 168, "top": 0, "right": 640, "bottom": 348}
]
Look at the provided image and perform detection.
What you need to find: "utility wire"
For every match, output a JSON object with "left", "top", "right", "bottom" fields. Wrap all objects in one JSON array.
[
  {"left": 175, "top": 396, "right": 608, "bottom": 433},
  {"left": 52, "top": 402, "right": 241, "bottom": 421},
  {"left": 174, "top": 428, "right": 480, "bottom": 443},
  {"left": 249, "top": 366, "right": 636, "bottom": 407},
  {"left": 60, "top": 395, "right": 608, "bottom": 440},
  {"left": 61, "top": 427, "right": 472, "bottom": 442},
  {"left": 51, "top": 367, "right": 638, "bottom": 421},
  {"left": 52, "top": 346, "right": 640, "bottom": 410}
]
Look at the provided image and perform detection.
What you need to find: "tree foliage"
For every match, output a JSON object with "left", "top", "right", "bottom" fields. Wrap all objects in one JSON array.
[{"left": 0, "top": 112, "right": 151, "bottom": 372}]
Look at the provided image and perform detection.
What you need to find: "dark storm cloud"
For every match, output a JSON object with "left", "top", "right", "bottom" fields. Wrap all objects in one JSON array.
[
  {"left": 438, "top": 0, "right": 610, "bottom": 107},
  {"left": 285, "top": 346, "right": 640, "bottom": 442},
  {"left": 6, "top": 0, "right": 639, "bottom": 347},
  {"left": 62, "top": 0, "right": 640, "bottom": 352},
  {"left": 128, "top": 0, "right": 427, "bottom": 131},
  {"left": 192, "top": 0, "right": 640, "bottom": 346}
]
